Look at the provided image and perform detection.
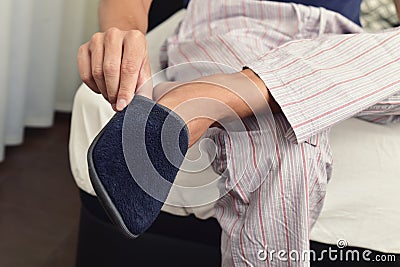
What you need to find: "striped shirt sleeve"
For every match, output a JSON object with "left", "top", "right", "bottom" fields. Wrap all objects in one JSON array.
[
  {"left": 356, "top": 91, "right": 400, "bottom": 123},
  {"left": 246, "top": 27, "right": 400, "bottom": 144}
]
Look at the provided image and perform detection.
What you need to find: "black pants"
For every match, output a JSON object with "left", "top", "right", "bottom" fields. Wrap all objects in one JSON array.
[{"left": 75, "top": 190, "right": 221, "bottom": 267}]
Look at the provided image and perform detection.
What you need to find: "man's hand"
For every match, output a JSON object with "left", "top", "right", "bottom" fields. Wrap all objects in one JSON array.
[{"left": 78, "top": 28, "right": 151, "bottom": 111}]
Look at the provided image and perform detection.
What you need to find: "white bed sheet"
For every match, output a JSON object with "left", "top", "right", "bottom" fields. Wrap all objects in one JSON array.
[
  {"left": 69, "top": 10, "right": 400, "bottom": 253},
  {"left": 311, "top": 118, "right": 400, "bottom": 253}
]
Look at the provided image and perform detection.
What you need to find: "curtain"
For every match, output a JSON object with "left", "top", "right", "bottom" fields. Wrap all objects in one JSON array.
[{"left": 0, "top": 0, "right": 100, "bottom": 162}]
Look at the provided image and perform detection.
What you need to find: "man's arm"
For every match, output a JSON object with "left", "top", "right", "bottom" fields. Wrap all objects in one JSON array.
[
  {"left": 155, "top": 70, "right": 279, "bottom": 146},
  {"left": 245, "top": 28, "right": 400, "bottom": 144},
  {"left": 99, "top": 0, "right": 152, "bottom": 33},
  {"left": 78, "top": 0, "right": 153, "bottom": 112}
]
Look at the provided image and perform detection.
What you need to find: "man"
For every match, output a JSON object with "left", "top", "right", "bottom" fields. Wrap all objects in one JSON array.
[{"left": 76, "top": 0, "right": 400, "bottom": 266}]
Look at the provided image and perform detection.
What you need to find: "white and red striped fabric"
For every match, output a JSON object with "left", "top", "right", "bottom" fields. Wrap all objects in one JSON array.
[{"left": 162, "top": 1, "right": 400, "bottom": 266}]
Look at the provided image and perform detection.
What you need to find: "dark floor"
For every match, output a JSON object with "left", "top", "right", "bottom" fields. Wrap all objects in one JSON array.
[{"left": 0, "top": 113, "right": 80, "bottom": 267}]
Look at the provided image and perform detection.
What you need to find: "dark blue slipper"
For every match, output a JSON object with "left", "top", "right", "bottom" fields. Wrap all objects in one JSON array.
[{"left": 87, "top": 95, "right": 189, "bottom": 239}]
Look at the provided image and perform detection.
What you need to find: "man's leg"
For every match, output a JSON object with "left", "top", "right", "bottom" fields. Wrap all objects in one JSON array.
[
  {"left": 160, "top": 2, "right": 354, "bottom": 265},
  {"left": 212, "top": 114, "right": 332, "bottom": 267}
]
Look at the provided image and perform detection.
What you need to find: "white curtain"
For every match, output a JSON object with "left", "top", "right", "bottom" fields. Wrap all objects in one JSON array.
[{"left": 0, "top": 0, "right": 100, "bottom": 162}]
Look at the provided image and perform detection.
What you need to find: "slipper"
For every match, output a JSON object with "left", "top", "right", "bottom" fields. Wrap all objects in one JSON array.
[{"left": 87, "top": 95, "right": 189, "bottom": 239}]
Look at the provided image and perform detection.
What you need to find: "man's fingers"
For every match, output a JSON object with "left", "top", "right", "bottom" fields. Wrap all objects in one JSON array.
[
  {"left": 78, "top": 29, "right": 150, "bottom": 110},
  {"left": 116, "top": 31, "right": 146, "bottom": 111},
  {"left": 136, "top": 55, "right": 153, "bottom": 99},
  {"left": 90, "top": 33, "right": 108, "bottom": 101},
  {"left": 103, "top": 28, "right": 124, "bottom": 106},
  {"left": 77, "top": 43, "right": 100, "bottom": 93}
]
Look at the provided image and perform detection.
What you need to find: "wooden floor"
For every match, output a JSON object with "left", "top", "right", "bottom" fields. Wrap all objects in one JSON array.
[{"left": 0, "top": 113, "right": 80, "bottom": 267}]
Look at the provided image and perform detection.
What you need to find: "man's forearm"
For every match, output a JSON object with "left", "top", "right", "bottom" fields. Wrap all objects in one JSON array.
[
  {"left": 156, "top": 70, "right": 280, "bottom": 146},
  {"left": 99, "top": 0, "right": 152, "bottom": 33},
  {"left": 157, "top": 71, "right": 280, "bottom": 122}
]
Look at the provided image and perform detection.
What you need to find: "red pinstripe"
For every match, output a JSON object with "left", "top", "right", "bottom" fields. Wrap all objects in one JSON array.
[
  {"left": 244, "top": 125, "right": 268, "bottom": 266},
  {"left": 312, "top": 192, "right": 327, "bottom": 211},
  {"left": 275, "top": 128, "right": 291, "bottom": 267},
  {"left": 269, "top": 31, "right": 400, "bottom": 90},
  {"left": 262, "top": 34, "right": 358, "bottom": 74},
  {"left": 208, "top": 0, "right": 213, "bottom": 36},
  {"left": 227, "top": 134, "right": 249, "bottom": 204},
  {"left": 217, "top": 131, "right": 224, "bottom": 173},
  {"left": 264, "top": 116, "right": 283, "bottom": 253},
  {"left": 300, "top": 146, "right": 310, "bottom": 239},
  {"left": 281, "top": 57, "right": 400, "bottom": 107},
  {"left": 228, "top": 192, "right": 241, "bottom": 267},
  {"left": 242, "top": 0, "right": 250, "bottom": 39},
  {"left": 289, "top": 137, "right": 303, "bottom": 257},
  {"left": 293, "top": 80, "right": 400, "bottom": 129},
  {"left": 216, "top": 35, "right": 245, "bottom": 66},
  {"left": 177, "top": 44, "right": 204, "bottom": 76},
  {"left": 239, "top": 223, "right": 249, "bottom": 267},
  {"left": 224, "top": 0, "right": 231, "bottom": 32},
  {"left": 281, "top": 48, "right": 400, "bottom": 112},
  {"left": 309, "top": 145, "right": 322, "bottom": 197}
]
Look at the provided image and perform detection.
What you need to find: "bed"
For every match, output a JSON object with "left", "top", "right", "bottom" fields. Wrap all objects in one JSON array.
[{"left": 69, "top": 7, "right": 400, "bottom": 261}]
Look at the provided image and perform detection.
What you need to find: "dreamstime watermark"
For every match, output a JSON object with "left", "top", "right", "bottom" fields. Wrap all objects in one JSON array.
[{"left": 257, "top": 239, "right": 397, "bottom": 263}]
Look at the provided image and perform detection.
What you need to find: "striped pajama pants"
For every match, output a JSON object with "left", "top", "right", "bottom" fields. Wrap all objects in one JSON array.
[
  {"left": 161, "top": 1, "right": 400, "bottom": 266},
  {"left": 207, "top": 116, "right": 332, "bottom": 267}
]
